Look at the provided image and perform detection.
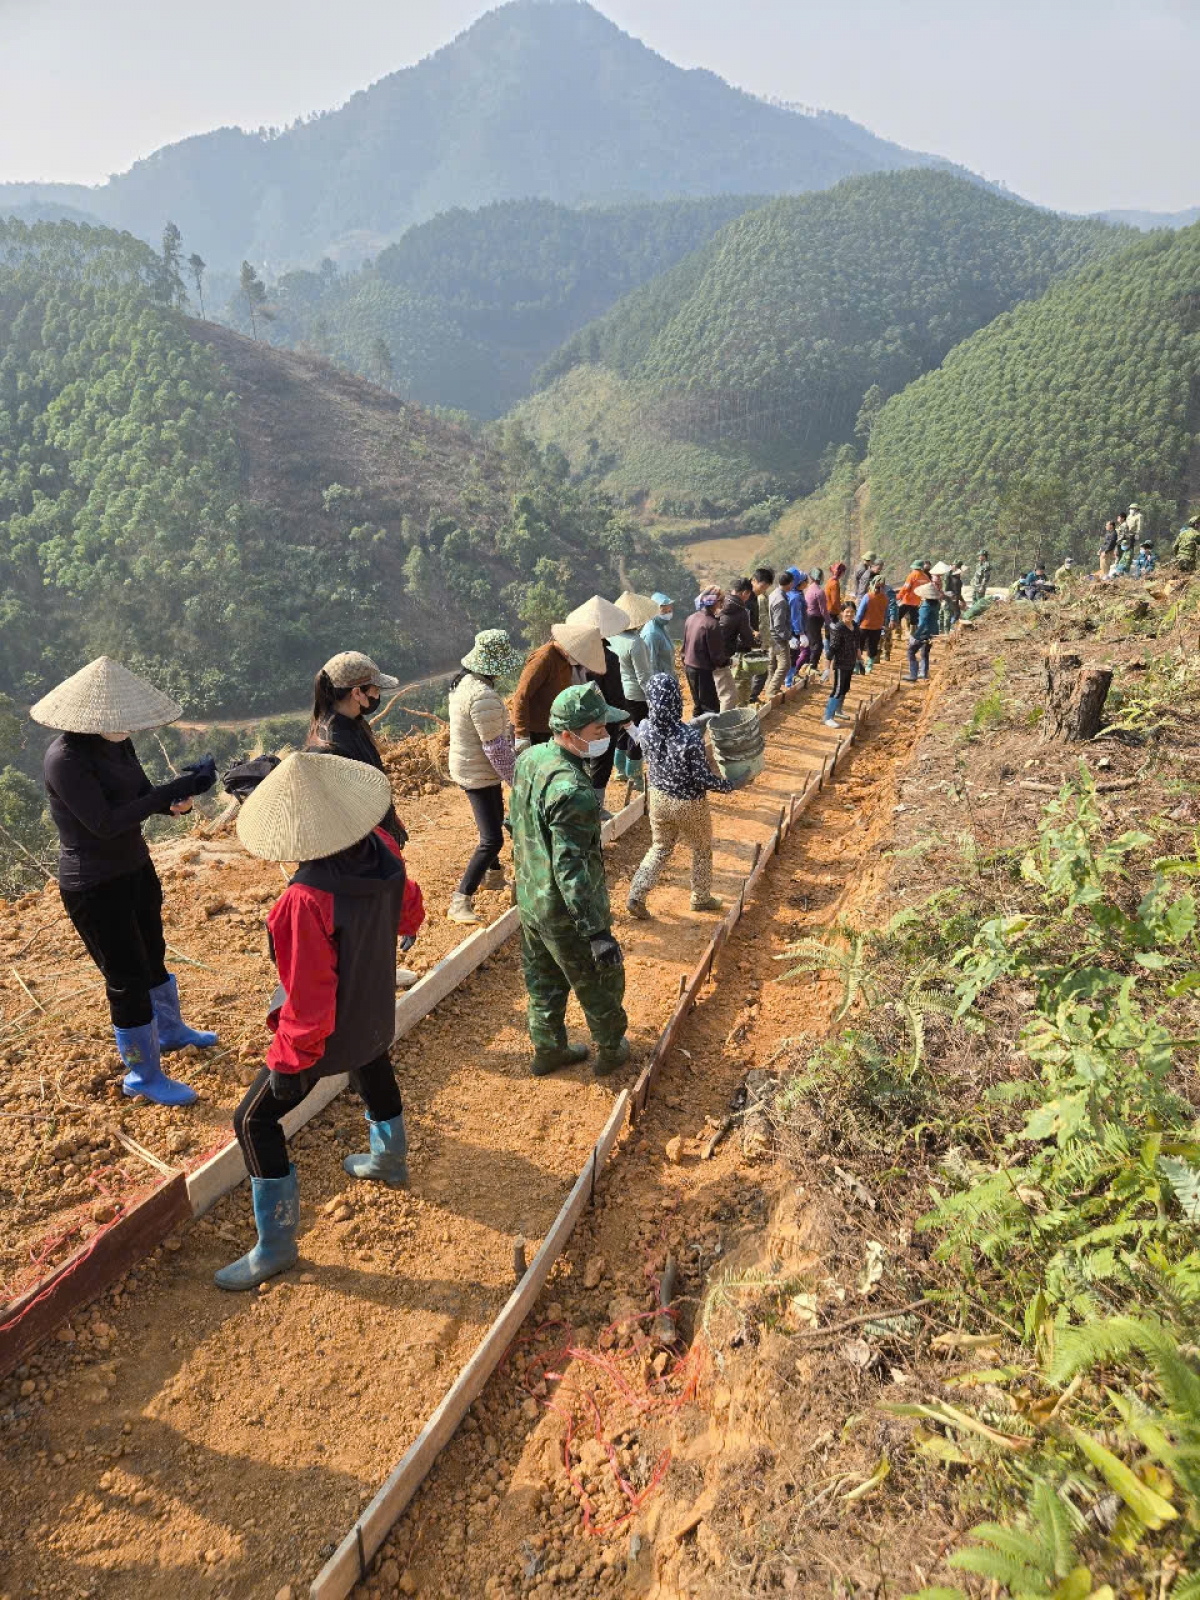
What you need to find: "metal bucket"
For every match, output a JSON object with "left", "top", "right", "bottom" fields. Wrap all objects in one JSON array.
[{"left": 708, "top": 706, "right": 766, "bottom": 788}]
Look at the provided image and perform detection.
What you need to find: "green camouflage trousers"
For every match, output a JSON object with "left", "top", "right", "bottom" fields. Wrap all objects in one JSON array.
[{"left": 520, "top": 923, "right": 627, "bottom": 1053}]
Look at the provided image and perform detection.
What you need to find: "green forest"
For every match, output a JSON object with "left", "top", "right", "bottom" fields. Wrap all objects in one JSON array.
[
  {"left": 234, "top": 195, "right": 762, "bottom": 418},
  {"left": 519, "top": 171, "right": 1129, "bottom": 512},
  {"left": 0, "top": 218, "right": 691, "bottom": 725},
  {"left": 863, "top": 221, "right": 1200, "bottom": 572}
]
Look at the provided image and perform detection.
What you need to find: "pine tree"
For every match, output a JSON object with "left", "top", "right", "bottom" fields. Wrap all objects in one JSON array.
[
  {"left": 187, "top": 252, "right": 207, "bottom": 319},
  {"left": 161, "top": 220, "right": 184, "bottom": 304},
  {"left": 239, "top": 260, "right": 272, "bottom": 340}
]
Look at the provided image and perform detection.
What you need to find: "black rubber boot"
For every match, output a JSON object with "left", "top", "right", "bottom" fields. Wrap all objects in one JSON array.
[
  {"left": 593, "top": 1038, "right": 631, "bottom": 1078},
  {"left": 530, "top": 1042, "right": 590, "bottom": 1077}
]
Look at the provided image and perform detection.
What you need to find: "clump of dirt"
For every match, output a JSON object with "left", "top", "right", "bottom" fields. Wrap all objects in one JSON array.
[{"left": 381, "top": 724, "right": 452, "bottom": 798}]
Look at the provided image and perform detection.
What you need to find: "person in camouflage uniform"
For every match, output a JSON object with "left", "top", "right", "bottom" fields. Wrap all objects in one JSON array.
[
  {"left": 1174, "top": 515, "right": 1200, "bottom": 573},
  {"left": 511, "top": 682, "right": 631, "bottom": 1078}
]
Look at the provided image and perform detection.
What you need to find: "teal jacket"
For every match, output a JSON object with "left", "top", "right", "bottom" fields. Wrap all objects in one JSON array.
[
  {"left": 912, "top": 597, "right": 941, "bottom": 644},
  {"left": 608, "top": 628, "right": 654, "bottom": 703},
  {"left": 511, "top": 742, "right": 611, "bottom": 940},
  {"left": 641, "top": 615, "right": 676, "bottom": 680}
]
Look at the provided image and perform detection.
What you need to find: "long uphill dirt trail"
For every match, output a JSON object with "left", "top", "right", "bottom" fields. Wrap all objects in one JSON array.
[
  {"left": 0, "top": 662, "right": 905, "bottom": 1600},
  {"left": 343, "top": 677, "right": 918, "bottom": 1600}
]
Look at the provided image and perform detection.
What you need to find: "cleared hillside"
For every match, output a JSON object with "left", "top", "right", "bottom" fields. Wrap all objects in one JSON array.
[
  {"left": 519, "top": 171, "right": 1128, "bottom": 512},
  {"left": 863, "top": 221, "right": 1200, "bottom": 570},
  {"left": 0, "top": 218, "right": 690, "bottom": 719}
]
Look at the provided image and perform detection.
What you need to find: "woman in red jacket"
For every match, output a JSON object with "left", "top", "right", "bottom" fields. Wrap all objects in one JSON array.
[{"left": 215, "top": 753, "right": 425, "bottom": 1291}]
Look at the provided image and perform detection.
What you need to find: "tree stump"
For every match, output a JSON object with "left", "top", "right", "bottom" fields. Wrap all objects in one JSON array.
[{"left": 1040, "top": 646, "right": 1113, "bottom": 742}]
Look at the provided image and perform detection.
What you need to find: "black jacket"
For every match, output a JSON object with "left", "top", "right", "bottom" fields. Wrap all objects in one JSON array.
[
  {"left": 310, "top": 712, "right": 406, "bottom": 847},
  {"left": 45, "top": 735, "right": 171, "bottom": 891},
  {"left": 827, "top": 619, "right": 859, "bottom": 673},
  {"left": 718, "top": 597, "right": 757, "bottom": 657}
]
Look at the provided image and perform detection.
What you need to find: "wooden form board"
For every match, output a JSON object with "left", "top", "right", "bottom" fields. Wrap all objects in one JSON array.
[
  {"left": 186, "top": 792, "right": 647, "bottom": 1217},
  {"left": 309, "top": 1090, "right": 630, "bottom": 1600},
  {"left": 0, "top": 1174, "right": 191, "bottom": 1380}
]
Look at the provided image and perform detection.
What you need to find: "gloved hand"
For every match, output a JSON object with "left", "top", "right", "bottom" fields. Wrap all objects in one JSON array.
[
  {"left": 158, "top": 771, "right": 208, "bottom": 807},
  {"left": 687, "top": 712, "right": 718, "bottom": 730},
  {"left": 589, "top": 933, "right": 623, "bottom": 970},
  {"left": 269, "top": 1068, "right": 312, "bottom": 1106},
  {"left": 514, "top": 736, "right": 531, "bottom": 754},
  {"left": 399, "top": 934, "right": 416, "bottom": 952},
  {"left": 789, "top": 637, "right": 800, "bottom": 649},
  {"left": 182, "top": 754, "right": 218, "bottom": 794}
]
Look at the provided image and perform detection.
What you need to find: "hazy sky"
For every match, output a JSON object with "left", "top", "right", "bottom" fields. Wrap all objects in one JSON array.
[{"left": 3, "top": 0, "right": 1196, "bottom": 214}]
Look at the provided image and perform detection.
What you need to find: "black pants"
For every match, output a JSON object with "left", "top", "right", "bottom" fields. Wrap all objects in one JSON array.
[
  {"left": 459, "top": 783, "right": 505, "bottom": 895},
  {"left": 233, "top": 1052, "right": 404, "bottom": 1179},
  {"left": 685, "top": 667, "right": 719, "bottom": 716},
  {"left": 899, "top": 603, "right": 919, "bottom": 632},
  {"left": 60, "top": 861, "right": 169, "bottom": 1029},
  {"left": 860, "top": 627, "right": 882, "bottom": 660},
  {"left": 805, "top": 615, "right": 824, "bottom": 665}
]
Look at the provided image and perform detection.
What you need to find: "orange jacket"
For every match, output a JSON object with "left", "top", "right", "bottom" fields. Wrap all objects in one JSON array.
[
  {"left": 825, "top": 576, "right": 841, "bottom": 615},
  {"left": 897, "top": 569, "right": 926, "bottom": 607}
]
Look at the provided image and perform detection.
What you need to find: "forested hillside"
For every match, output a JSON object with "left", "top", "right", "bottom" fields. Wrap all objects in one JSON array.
[
  {"left": 0, "top": 1, "right": 976, "bottom": 271},
  {"left": 863, "top": 221, "right": 1200, "bottom": 571},
  {"left": 519, "top": 172, "right": 1128, "bottom": 512},
  {"left": 0, "top": 218, "right": 690, "bottom": 724},
  {"left": 247, "top": 196, "right": 763, "bottom": 417}
]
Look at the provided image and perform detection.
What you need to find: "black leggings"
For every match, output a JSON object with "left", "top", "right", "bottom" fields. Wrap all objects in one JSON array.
[
  {"left": 805, "top": 615, "right": 824, "bottom": 663},
  {"left": 860, "top": 628, "right": 882, "bottom": 660},
  {"left": 60, "top": 861, "right": 169, "bottom": 1029},
  {"left": 233, "top": 1053, "right": 403, "bottom": 1179},
  {"left": 459, "top": 784, "right": 505, "bottom": 895}
]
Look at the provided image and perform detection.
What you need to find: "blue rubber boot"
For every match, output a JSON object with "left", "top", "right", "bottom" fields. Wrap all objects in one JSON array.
[
  {"left": 343, "top": 1113, "right": 409, "bottom": 1189},
  {"left": 116, "top": 1022, "right": 197, "bottom": 1107},
  {"left": 151, "top": 974, "right": 218, "bottom": 1052},
  {"left": 214, "top": 1167, "right": 300, "bottom": 1291}
]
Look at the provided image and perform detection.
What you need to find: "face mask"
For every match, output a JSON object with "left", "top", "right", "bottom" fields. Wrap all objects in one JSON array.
[
  {"left": 101, "top": 731, "right": 130, "bottom": 743},
  {"left": 363, "top": 689, "right": 381, "bottom": 714},
  {"left": 571, "top": 732, "right": 610, "bottom": 760},
  {"left": 659, "top": 609, "right": 673, "bottom": 622}
]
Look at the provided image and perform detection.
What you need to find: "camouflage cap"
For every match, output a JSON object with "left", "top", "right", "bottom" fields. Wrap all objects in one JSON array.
[{"left": 548, "top": 682, "right": 628, "bottom": 733}]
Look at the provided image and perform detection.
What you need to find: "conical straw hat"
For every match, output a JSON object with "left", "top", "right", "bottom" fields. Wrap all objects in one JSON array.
[
  {"left": 613, "top": 590, "right": 661, "bottom": 629},
  {"left": 564, "top": 595, "right": 629, "bottom": 637},
  {"left": 549, "top": 622, "right": 606, "bottom": 677},
  {"left": 29, "top": 656, "right": 182, "bottom": 734},
  {"left": 237, "top": 752, "right": 392, "bottom": 862}
]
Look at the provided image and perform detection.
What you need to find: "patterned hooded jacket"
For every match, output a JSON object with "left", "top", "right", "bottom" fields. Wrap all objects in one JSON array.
[{"left": 639, "top": 674, "right": 734, "bottom": 803}]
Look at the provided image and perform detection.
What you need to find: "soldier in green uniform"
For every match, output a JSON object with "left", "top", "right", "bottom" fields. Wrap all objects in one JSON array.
[
  {"left": 510, "top": 682, "right": 631, "bottom": 1078},
  {"left": 1174, "top": 514, "right": 1200, "bottom": 573}
]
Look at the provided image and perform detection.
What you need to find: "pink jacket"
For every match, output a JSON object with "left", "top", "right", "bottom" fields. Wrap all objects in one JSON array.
[{"left": 804, "top": 581, "right": 829, "bottom": 622}]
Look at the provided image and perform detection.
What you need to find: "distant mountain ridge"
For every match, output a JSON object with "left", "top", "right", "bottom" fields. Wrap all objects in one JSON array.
[{"left": 0, "top": 0, "right": 985, "bottom": 271}]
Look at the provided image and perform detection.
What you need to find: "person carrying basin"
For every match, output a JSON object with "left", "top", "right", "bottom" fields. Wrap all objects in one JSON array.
[
  {"left": 510, "top": 683, "right": 631, "bottom": 1080},
  {"left": 33, "top": 657, "right": 220, "bottom": 1107},
  {"left": 215, "top": 752, "right": 426, "bottom": 1290},
  {"left": 627, "top": 672, "right": 733, "bottom": 921},
  {"left": 717, "top": 579, "right": 758, "bottom": 710},
  {"left": 641, "top": 593, "right": 677, "bottom": 680},
  {"left": 446, "top": 629, "right": 523, "bottom": 927}
]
